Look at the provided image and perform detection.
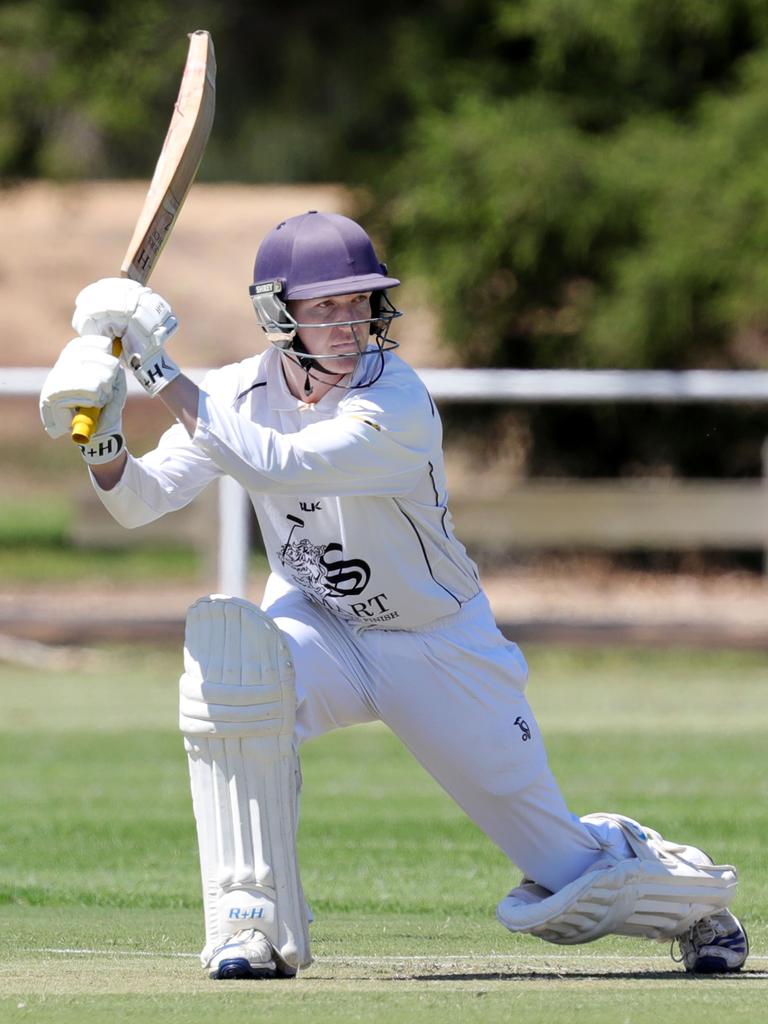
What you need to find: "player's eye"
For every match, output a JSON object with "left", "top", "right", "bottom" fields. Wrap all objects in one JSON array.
[{"left": 305, "top": 300, "right": 333, "bottom": 318}]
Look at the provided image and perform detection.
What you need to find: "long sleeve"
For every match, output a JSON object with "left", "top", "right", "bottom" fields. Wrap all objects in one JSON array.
[
  {"left": 91, "top": 420, "right": 222, "bottom": 528},
  {"left": 191, "top": 381, "right": 435, "bottom": 498}
]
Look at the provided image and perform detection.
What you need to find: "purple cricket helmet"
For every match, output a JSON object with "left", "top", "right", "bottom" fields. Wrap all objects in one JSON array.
[
  {"left": 249, "top": 211, "right": 402, "bottom": 351},
  {"left": 255, "top": 210, "right": 399, "bottom": 299}
]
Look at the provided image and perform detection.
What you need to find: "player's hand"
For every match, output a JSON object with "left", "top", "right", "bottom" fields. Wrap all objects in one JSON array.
[
  {"left": 39, "top": 335, "right": 127, "bottom": 464},
  {"left": 73, "top": 277, "right": 180, "bottom": 395},
  {"left": 73, "top": 277, "right": 178, "bottom": 353}
]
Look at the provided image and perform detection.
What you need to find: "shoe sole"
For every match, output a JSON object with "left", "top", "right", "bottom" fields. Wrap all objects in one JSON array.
[
  {"left": 688, "top": 954, "right": 744, "bottom": 974},
  {"left": 212, "top": 956, "right": 277, "bottom": 980}
]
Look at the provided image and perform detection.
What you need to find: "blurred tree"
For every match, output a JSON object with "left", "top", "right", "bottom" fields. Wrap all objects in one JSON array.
[
  {"left": 364, "top": 0, "right": 768, "bottom": 485},
  {"left": 375, "top": 0, "right": 768, "bottom": 372},
  {"left": 6, "top": 0, "right": 768, "bottom": 374},
  {"left": 0, "top": 0, "right": 215, "bottom": 178},
  {"left": 4, "top": 0, "right": 768, "bottom": 481},
  {"left": 0, "top": 0, "right": 417, "bottom": 182}
]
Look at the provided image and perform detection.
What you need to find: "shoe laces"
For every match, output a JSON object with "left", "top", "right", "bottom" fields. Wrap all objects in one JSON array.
[
  {"left": 688, "top": 916, "right": 722, "bottom": 946},
  {"left": 670, "top": 915, "right": 721, "bottom": 962}
]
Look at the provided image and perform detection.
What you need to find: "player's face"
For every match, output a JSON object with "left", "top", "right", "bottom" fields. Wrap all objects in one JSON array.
[{"left": 289, "top": 292, "right": 372, "bottom": 375}]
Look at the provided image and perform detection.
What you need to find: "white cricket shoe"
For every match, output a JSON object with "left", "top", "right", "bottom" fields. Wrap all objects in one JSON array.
[
  {"left": 673, "top": 910, "right": 749, "bottom": 973},
  {"left": 207, "top": 928, "right": 295, "bottom": 980}
]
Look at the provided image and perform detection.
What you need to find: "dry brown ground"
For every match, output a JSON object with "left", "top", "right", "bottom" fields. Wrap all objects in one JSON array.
[
  {"left": 0, "top": 180, "right": 450, "bottom": 371},
  {"left": 2, "top": 182, "right": 767, "bottom": 645},
  {"left": 3, "top": 562, "right": 768, "bottom": 649}
]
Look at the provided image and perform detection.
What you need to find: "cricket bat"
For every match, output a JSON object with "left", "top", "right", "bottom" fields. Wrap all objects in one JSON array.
[{"left": 70, "top": 29, "right": 216, "bottom": 445}]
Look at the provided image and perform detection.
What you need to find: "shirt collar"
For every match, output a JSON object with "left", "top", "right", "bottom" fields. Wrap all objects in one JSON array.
[{"left": 264, "top": 344, "right": 376, "bottom": 412}]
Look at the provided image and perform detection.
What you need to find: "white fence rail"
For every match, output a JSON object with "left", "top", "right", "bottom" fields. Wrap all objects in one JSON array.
[
  {"left": 6, "top": 367, "right": 768, "bottom": 595},
  {"left": 6, "top": 366, "right": 768, "bottom": 402}
]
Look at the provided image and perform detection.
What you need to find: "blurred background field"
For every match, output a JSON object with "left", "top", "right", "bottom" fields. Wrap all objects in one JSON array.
[
  {"left": 2, "top": 180, "right": 768, "bottom": 647},
  {"left": 6, "top": 2, "right": 768, "bottom": 644}
]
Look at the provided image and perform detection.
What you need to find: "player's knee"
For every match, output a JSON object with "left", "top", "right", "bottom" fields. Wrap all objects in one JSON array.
[{"left": 179, "top": 594, "right": 296, "bottom": 738}]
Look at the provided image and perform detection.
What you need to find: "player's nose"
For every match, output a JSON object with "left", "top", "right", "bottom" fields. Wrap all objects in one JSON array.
[{"left": 330, "top": 305, "right": 358, "bottom": 332}]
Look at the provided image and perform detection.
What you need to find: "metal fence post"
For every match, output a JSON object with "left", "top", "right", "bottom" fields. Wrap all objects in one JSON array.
[{"left": 217, "top": 475, "right": 250, "bottom": 598}]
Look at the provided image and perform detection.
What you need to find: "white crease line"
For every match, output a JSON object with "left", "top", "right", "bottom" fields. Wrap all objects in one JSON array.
[
  {"left": 24, "top": 947, "right": 767, "bottom": 970},
  {"left": 24, "top": 947, "right": 677, "bottom": 962},
  {"left": 314, "top": 954, "right": 674, "bottom": 963},
  {"left": 26, "top": 948, "right": 196, "bottom": 959}
]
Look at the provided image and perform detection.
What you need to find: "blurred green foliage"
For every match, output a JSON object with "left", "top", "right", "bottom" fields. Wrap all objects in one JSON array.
[
  {"left": 5, "top": 0, "right": 768, "bottom": 481},
  {"left": 5, "top": 0, "right": 768, "bottom": 375},
  {"left": 375, "top": 0, "right": 768, "bottom": 371},
  {"left": 0, "top": 0, "right": 413, "bottom": 181},
  {"left": 0, "top": 1, "right": 210, "bottom": 178},
  {"left": 0, "top": 495, "right": 198, "bottom": 581}
]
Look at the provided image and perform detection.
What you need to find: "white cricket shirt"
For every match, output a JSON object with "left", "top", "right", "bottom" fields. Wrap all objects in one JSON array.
[{"left": 93, "top": 346, "right": 482, "bottom": 629}]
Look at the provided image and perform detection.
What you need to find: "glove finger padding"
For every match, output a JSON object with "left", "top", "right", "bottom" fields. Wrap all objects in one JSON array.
[
  {"left": 120, "top": 289, "right": 181, "bottom": 396},
  {"left": 121, "top": 289, "right": 179, "bottom": 362},
  {"left": 39, "top": 335, "right": 126, "bottom": 438},
  {"left": 73, "top": 277, "right": 178, "bottom": 365},
  {"left": 73, "top": 278, "right": 146, "bottom": 338}
]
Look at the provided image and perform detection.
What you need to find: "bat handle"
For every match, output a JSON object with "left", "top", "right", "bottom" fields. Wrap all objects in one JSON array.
[
  {"left": 70, "top": 406, "right": 101, "bottom": 446},
  {"left": 69, "top": 337, "right": 124, "bottom": 445}
]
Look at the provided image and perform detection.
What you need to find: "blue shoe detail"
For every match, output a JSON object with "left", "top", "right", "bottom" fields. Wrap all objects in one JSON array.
[
  {"left": 693, "top": 954, "right": 740, "bottom": 975},
  {"left": 214, "top": 956, "right": 275, "bottom": 980},
  {"left": 215, "top": 956, "right": 252, "bottom": 979}
]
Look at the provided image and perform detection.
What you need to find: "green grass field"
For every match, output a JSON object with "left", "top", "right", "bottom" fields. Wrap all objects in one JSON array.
[
  {"left": 1, "top": 644, "right": 766, "bottom": 1022},
  {"left": 0, "top": 496, "right": 198, "bottom": 584}
]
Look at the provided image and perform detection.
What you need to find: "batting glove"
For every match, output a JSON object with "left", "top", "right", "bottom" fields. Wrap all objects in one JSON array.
[
  {"left": 39, "top": 335, "right": 127, "bottom": 464},
  {"left": 73, "top": 277, "right": 181, "bottom": 396}
]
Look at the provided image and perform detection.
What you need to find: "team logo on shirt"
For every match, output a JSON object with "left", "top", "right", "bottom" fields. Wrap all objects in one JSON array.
[
  {"left": 320, "top": 544, "right": 371, "bottom": 596},
  {"left": 513, "top": 716, "right": 532, "bottom": 742},
  {"left": 278, "top": 514, "right": 400, "bottom": 622},
  {"left": 280, "top": 537, "right": 371, "bottom": 598}
]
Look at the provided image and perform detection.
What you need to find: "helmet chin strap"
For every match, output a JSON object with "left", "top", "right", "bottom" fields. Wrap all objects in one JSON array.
[
  {"left": 288, "top": 346, "right": 348, "bottom": 397},
  {"left": 288, "top": 323, "right": 367, "bottom": 396}
]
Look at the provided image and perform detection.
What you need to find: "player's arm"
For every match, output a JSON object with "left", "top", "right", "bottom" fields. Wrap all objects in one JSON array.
[
  {"left": 189, "top": 384, "right": 433, "bottom": 497},
  {"left": 70, "top": 280, "right": 432, "bottom": 496},
  {"left": 106, "top": 353, "right": 429, "bottom": 498},
  {"left": 90, "top": 449, "right": 128, "bottom": 490}
]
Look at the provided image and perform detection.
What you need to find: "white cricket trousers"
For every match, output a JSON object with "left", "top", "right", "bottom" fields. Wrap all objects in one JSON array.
[{"left": 262, "top": 576, "right": 605, "bottom": 893}]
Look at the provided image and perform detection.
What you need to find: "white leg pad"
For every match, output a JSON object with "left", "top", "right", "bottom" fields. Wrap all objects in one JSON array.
[
  {"left": 497, "top": 812, "right": 737, "bottom": 944},
  {"left": 180, "top": 595, "right": 311, "bottom": 971}
]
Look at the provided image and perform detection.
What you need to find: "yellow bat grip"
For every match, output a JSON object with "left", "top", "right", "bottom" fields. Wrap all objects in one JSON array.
[{"left": 69, "top": 338, "right": 124, "bottom": 445}]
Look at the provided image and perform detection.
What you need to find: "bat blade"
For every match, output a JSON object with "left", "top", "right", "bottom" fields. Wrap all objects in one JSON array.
[
  {"left": 70, "top": 30, "right": 216, "bottom": 446},
  {"left": 122, "top": 30, "right": 216, "bottom": 285}
]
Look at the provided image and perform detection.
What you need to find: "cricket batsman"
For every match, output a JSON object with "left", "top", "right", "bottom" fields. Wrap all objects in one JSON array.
[{"left": 40, "top": 211, "right": 748, "bottom": 978}]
